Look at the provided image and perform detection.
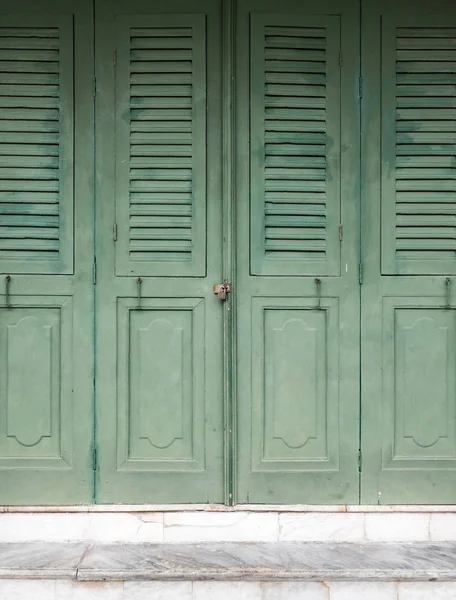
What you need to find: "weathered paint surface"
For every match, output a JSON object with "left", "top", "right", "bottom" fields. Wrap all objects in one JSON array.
[{"left": 0, "top": 0, "right": 455, "bottom": 505}]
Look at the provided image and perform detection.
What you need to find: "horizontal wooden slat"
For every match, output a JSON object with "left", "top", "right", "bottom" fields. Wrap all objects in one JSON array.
[
  {"left": 129, "top": 239, "right": 191, "bottom": 251},
  {"left": 130, "top": 156, "right": 192, "bottom": 168},
  {"left": 266, "top": 65, "right": 326, "bottom": 79},
  {"left": 130, "top": 132, "right": 192, "bottom": 144},
  {"left": 266, "top": 96, "right": 326, "bottom": 108},
  {"left": 265, "top": 203, "right": 326, "bottom": 215},
  {"left": 129, "top": 181, "right": 192, "bottom": 192},
  {"left": 130, "top": 122, "right": 192, "bottom": 133},
  {"left": 130, "top": 192, "right": 191, "bottom": 204},
  {"left": 266, "top": 84, "right": 326, "bottom": 96},
  {"left": 0, "top": 180, "right": 59, "bottom": 191},
  {"left": 131, "top": 28, "right": 192, "bottom": 37},
  {"left": 130, "top": 168, "right": 192, "bottom": 180},
  {"left": 265, "top": 156, "right": 326, "bottom": 168},
  {"left": 129, "top": 216, "right": 192, "bottom": 228},
  {"left": 396, "top": 167, "right": 456, "bottom": 179},
  {"left": 397, "top": 37, "right": 456, "bottom": 50},
  {"left": 129, "top": 84, "right": 192, "bottom": 96},
  {"left": 0, "top": 200, "right": 58, "bottom": 211},
  {"left": 265, "top": 143, "right": 326, "bottom": 156},
  {"left": 0, "top": 226, "right": 59, "bottom": 239},
  {"left": 130, "top": 228, "right": 192, "bottom": 240},
  {"left": 130, "top": 144, "right": 192, "bottom": 156},
  {"left": 266, "top": 227, "right": 326, "bottom": 239}
]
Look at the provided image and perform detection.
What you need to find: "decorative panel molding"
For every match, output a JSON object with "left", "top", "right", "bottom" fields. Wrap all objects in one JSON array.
[
  {"left": 0, "top": 16, "right": 74, "bottom": 274},
  {"left": 382, "top": 22, "right": 456, "bottom": 275},
  {"left": 251, "top": 297, "right": 339, "bottom": 472},
  {"left": 0, "top": 297, "right": 73, "bottom": 469},
  {"left": 382, "top": 298, "right": 456, "bottom": 469},
  {"left": 116, "top": 297, "right": 205, "bottom": 472},
  {"left": 250, "top": 14, "right": 341, "bottom": 276},
  {"left": 115, "top": 15, "right": 206, "bottom": 277}
]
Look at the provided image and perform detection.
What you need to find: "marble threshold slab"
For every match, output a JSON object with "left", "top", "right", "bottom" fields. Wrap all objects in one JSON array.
[
  {"left": 2, "top": 505, "right": 456, "bottom": 512},
  {"left": 0, "top": 542, "right": 456, "bottom": 582}
]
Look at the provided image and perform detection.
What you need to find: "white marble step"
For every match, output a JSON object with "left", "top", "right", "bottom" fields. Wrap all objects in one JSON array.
[
  {"left": 0, "top": 541, "right": 455, "bottom": 582},
  {"left": 2, "top": 580, "right": 456, "bottom": 600}
]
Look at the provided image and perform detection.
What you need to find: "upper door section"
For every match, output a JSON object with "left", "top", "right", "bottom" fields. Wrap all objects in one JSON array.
[
  {"left": 114, "top": 13, "right": 207, "bottom": 277},
  {"left": 0, "top": 12, "right": 75, "bottom": 274},
  {"left": 380, "top": 3, "right": 456, "bottom": 275},
  {"left": 250, "top": 13, "right": 342, "bottom": 277}
]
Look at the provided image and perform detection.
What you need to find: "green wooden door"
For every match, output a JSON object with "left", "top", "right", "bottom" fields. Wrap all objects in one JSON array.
[
  {"left": 235, "top": 0, "right": 361, "bottom": 503},
  {"left": 0, "top": 0, "right": 94, "bottom": 504},
  {"left": 95, "top": 0, "right": 225, "bottom": 503},
  {"left": 4, "top": 0, "right": 456, "bottom": 507},
  {"left": 361, "top": 0, "right": 456, "bottom": 503}
]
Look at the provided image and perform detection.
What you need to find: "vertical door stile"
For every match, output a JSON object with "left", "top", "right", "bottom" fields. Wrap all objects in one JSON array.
[{"left": 222, "top": 0, "right": 237, "bottom": 505}]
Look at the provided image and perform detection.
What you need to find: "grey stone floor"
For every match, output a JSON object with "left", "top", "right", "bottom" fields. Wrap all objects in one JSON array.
[{"left": 0, "top": 541, "right": 455, "bottom": 582}]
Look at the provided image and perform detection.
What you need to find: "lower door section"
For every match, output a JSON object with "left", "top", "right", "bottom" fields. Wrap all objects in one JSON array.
[
  {"left": 94, "top": 0, "right": 225, "bottom": 503},
  {"left": 235, "top": 0, "right": 361, "bottom": 503},
  {"left": 361, "top": 0, "right": 456, "bottom": 503}
]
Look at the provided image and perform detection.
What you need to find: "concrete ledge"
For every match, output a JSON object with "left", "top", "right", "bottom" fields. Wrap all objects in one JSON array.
[{"left": 1, "top": 542, "right": 456, "bottom": 582}]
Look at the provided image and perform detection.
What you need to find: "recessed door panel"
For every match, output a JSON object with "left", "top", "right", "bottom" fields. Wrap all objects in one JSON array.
[
  {"left": 251, "top": 298, "right": 340, "bottom": 472},
  {"left": 116, "top": 297, "right": 206, "bottom": 472}
]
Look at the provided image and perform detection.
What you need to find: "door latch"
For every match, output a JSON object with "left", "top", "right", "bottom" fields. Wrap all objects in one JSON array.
[{"left": 214, "top": 283, "right": 232, "bottom": 300}]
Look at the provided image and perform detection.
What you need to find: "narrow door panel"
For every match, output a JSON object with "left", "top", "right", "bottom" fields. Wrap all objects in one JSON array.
[
  {"left": 95, "top": 0, "right": 224, "bottom": 503},
  {"left": 361, "top": 0, "right": 456, "bottom": 503},
  {"left": 236, "top": 0, "right": 360, "bottom": 504},
  {"left": 0, "top": 0, "right": 94, "bottom": 504}
]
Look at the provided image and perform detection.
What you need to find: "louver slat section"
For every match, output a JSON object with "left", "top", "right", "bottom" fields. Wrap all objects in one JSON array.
[
  {"left": 115, "top": 15, "right": 206, "bottom": 277},
  {"left": 382, "top": 25, "right": 456, "bottom": 275},
  {"left": 250, "top": 15, "right": 341, "bottom": 276},
  {"left": 0, "top": 18, "right": 73, "bottom": 274}
]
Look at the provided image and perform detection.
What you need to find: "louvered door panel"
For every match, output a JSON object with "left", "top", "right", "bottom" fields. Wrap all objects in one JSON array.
[
  {"left": 0, "top": 16, "right": 73, "bottom": 274},
  {"left": 115, "top": 15, "right": 206, "bottom": 277},
  {"left": 250, "top": 14, "right": 341, "bottom": 276},
  {"left": 382, "top": 21, "right": 456, "bottom": 275}
]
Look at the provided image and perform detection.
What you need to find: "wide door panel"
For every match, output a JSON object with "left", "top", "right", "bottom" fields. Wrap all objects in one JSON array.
[
  {"left": 236, "top": 0, "right": 361, "bottom": 504},
  {"left": 95, "top": 0, "right": 225, "bottom": 503},
  {"left": 361, "top": 0, "right": 456, "bottom": 503},
  {"left": 0, "top": 0, "right": 94, "bottom": 504}
]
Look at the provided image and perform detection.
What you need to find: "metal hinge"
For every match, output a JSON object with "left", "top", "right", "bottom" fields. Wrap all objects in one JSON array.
[
  {"left": 113, "top": 223, "right": 118, "bottom": 242},
  {"left": 92, "top": 76, "right": 97, "bottom": 99},
  {"left": 92, "top": 448, "right": 97, "bottom": 471},
  {"left": 93, "top": 259, "right": 97, "bottom": 285},
  {"left": 359, "top": 262, "right": 363, "bottom": 286},
  {"left": 358, "top": 450, "right": 362, "bottom": 472},
  {"left": 359, "top": 76, "right": 363, "bottom": 99},
  {"left": 339, "top": 224, "right": 343, "bottom": 242},
  {"left": 113, "top": 49, "right": 117, "bottom": 67},
  {"left": 339, "top": 51, "right": 343, "bottom": 67}
]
